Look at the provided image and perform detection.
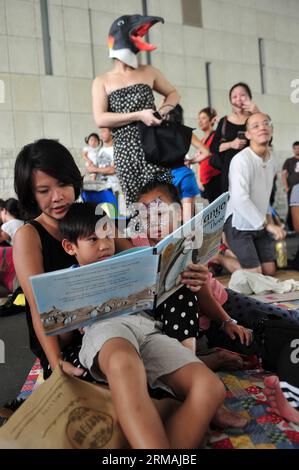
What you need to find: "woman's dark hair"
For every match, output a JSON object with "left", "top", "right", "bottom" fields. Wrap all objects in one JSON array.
[
  {"left": 2, "top": 198, "right": 22, "bottom": 219},
  {"left": 60, "top": 202, "right": 106, "bottom": 244},
  {"left": 14, "top": 139, "right": 82, "bottom": 218},
  {"left": 198, "top": 107, "right": 217, "bottom": 121},
  {"left": 84, "top": 133, "right": 100, "bottom": 145},
  {"left": 229, "top": 82, "right": 252, "bottom": 101},
  {"left": 137, "top": 180, "right": 181, "bottom": 206}
]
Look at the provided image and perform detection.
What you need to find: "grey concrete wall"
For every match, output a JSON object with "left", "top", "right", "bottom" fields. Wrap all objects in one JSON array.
[{"left": 1, "top": 0, "right": 299, "bottom": 215}]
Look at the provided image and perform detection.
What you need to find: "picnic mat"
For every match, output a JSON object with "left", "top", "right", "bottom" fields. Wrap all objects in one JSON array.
[
  {"left": 17, "top": 360, "right": 299, "bottom": 449},
  {"left": 207, "top": 368, "right": 299, "bottom": 449}
]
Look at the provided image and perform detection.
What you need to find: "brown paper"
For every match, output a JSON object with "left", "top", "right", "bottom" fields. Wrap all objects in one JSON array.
[{"left": 0, "top": 365, "right": 178, "bottom": 449}]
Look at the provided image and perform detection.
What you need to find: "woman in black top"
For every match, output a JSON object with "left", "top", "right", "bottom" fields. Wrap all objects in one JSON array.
[
  {"left": 210, "top": 82, "right": 259, "bottom": 193},
  {"left": 13, "top": 139, "right": 92, "bottom": 380}
]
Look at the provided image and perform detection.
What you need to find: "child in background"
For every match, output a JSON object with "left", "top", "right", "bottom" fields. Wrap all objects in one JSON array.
[
  {"left": 86, "top": 128, "right": 121, "bottom": 197},
  {"left": 60, "top": 202, "right": 225, "bottom": 449},
  {"left": 82, "top": 133, "right": 101, "bottom": 182}
]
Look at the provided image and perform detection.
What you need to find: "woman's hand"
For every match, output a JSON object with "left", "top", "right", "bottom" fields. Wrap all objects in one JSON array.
[
  {"left": 60, "top": 360, "right": 85, "bottom": 377},
  {"left": 139, "top": 109, "right": 162, "bottom": 126},
  {"left": 181, "top": 263, "right": 209, "bottom": 292},
  {"left": 224, "top": 323, "right": 252, "bottom": 346},
  {"left": 230, "top": 138, "right": 247, "bottom": 150},
  {"left": 242, "top": 98, "right": 259, "bottom": 114}
]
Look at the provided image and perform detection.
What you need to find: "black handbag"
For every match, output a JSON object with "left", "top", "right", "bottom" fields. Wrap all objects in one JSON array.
[{"left": 138, "top": 108, "right": 194, "bottom": 169}]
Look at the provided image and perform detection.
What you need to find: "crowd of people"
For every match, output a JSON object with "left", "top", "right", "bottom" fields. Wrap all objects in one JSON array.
[{"left": 1, "top": 13, "right": 299, "bottom": 448}]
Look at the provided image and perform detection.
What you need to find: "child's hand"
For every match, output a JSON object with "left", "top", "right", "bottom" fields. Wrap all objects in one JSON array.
[
  {"left": 181, "top": 263, "right": 209, "bottom": 292},
  {"left": 224, "top": 323, "right": 252, "bottom": 346},
  {"left": 60, "top": 360, "right": 85, "bottom": 377}
]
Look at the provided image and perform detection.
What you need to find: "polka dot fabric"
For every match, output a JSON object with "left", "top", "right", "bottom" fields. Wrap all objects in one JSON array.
[
  {"left": 156, "top": 286, "right": 201, "bottom": 342},
  {"left": 108, "top": 84, "right": 172, "bottom": 205}
]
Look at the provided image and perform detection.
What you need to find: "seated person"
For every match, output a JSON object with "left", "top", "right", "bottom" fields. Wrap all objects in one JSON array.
[{"left": 60, "top": 201, "right": 226, "bottom": 449}]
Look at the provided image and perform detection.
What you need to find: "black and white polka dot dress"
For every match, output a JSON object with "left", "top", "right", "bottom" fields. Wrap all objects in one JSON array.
[
  {"left": 108, "top": 83, "right": 172, "bottom": 206},
  {"left": 155, "top": 286, "right": 201, "bottom": 342}
]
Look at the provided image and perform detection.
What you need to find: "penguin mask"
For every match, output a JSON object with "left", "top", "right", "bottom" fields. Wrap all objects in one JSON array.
[{"left": 108, "top": 14, "right": 164, "bottom": 69}]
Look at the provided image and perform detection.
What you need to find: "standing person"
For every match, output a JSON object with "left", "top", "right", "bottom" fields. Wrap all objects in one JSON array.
[
  {"left": 0, "top": 198, "right": 24, "bottom": 245},
  {"left": 223, "top": 112, "right": 285, "bottom": 275},
  {"left": 282, "top": 141, "right": 299, "bottom": 230},
  {"left": 82, "top": 133, "right": 101, "bottom": 182},
  {"left": 92, "top": 14, "right": 180, "bottom": 207},
  {"left": 190, "top": 107, "right": 222, "bottom": 202},
  {"left": 86, "top": 127, "right": 121, "bottom": 197},
  {"left": 210, "top": 82, "right": 259, "bottom": 193}
]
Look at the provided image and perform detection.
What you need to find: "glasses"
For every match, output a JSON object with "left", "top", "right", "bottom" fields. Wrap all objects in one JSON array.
[{"left": 248, "top": 120, "right": 273, "bottom": 131}]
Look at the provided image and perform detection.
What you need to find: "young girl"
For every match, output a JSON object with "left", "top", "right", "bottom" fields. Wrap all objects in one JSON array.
[
  {"left": 130, "top": 180, "right": 252, "bottom": 356},
  {"left": 82, "top": 133, "right": 101, "bottom": 182}
]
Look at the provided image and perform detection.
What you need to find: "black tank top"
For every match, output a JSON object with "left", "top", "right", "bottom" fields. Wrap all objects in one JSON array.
[{"left": 25, "top": 220, "right": 76, "bottom": 366}]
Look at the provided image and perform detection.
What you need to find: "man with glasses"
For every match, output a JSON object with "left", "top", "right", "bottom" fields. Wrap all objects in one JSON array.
[{"left": 223, "top": 112, "right": 285, "bottom": 275}]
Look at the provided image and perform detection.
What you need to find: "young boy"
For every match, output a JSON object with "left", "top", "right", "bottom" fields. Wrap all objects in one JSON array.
[{"left": 60, "top": 202, "right": 225, "bottom": 449}]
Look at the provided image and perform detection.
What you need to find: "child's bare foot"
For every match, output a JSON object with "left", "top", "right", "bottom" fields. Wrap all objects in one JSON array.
[
  {"left": 199, "top": 349, "right": 243, "bottom": 371},
  {"left": 212, "top": 405, "right": 249, "bottom": 429},
  {"left": 264, "top": 375, "right": 299, "bottom": 424}
]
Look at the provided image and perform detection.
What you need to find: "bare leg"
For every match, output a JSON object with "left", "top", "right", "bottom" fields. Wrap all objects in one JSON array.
[
  {"left": 261, "top": 261, "right": 276, "bottom": 276},
  {"left": 181, "top": 337, "right": 196, "bottom": 354},
  {"left": 264, "top": 376, "right": 299, "bottom": 423},
  {"left": 211, "top": 253, "right": 242, "bottom": 274},
  {"left": 199, "top": 349, "right": 243, "bottom": 371},
  {"left": 98, "top": 338, "right": 170, "bottom": 449},
  {"left": 161, "top": 362, "right": 225, "bottom": 448}
]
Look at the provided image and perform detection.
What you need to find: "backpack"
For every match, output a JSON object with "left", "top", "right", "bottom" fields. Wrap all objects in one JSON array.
[{"left": 252, "top": 314, "right": 299, "bottom": 372}]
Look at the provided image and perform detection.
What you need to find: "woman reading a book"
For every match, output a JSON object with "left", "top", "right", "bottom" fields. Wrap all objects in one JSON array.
[
  {"left": 13, "top": 139, "right": 95, "bottom": 381},
  {"left": 12, "top": 140, "right": 212, "bottom": 383}
]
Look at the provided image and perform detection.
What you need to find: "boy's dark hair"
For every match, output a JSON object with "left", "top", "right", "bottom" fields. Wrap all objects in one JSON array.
[
  {"left": 229, "top": 82, "right": 252, "bottom": 101},
  {"left": 85, "top": 133, "right": 100, "bottom": 145},
  {"left": 199, "top": 107, "right": 217, "bottom": 121},
  {"left": 137, "top": 180, "right": 181, "bottom": 205},
  {"left": 60, "top": 202, "right": 107, "bottom": 244},
  {"left": 0, "top": 199, "right": 5, "bottom": 211},
  {"left": 293, "top": 141, "right": 299, "bottom": 147},
  {"left": 14, "top": 139, "right": 82, "bottom": 218},
  {"left": 2, "top": 198, "right": 22, "bottom": 220}
]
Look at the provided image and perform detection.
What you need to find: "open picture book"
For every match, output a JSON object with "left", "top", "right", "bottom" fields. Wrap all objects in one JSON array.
[{"left": 30, "top": 193, "right": 229, "bottom": 335}]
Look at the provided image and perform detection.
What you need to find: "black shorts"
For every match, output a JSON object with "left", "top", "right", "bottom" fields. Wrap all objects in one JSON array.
[{"left": 224, "top": 215, "right": 276, "bottom": 269}]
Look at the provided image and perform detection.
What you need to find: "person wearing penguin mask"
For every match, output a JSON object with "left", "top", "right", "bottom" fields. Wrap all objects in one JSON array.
[{"left": 92, "top": 14, "right": 180, "bottom": 207}]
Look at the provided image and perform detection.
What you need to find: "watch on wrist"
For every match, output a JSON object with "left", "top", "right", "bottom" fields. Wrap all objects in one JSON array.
[{"left": 220, "top": 318, "right": 238, "bottom": 330}]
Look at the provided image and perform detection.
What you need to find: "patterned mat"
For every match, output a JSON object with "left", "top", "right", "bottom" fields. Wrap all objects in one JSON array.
[
  {"left": 208, "top": 368, "right": 299, "bottom": 449},
  {"left": 18, "top": 359, "right": 44, "bottom": 400},
  {"left": 18, "top": 361, "right": 299, "bottom": 449}
]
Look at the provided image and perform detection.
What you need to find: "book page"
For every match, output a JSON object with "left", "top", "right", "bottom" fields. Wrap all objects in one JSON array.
[
  {"left": 30, "top": 248, "right": 158, "bottom": 336},
  {"left": 156, "top": 193, "right": 229, "bottom": 305}
]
